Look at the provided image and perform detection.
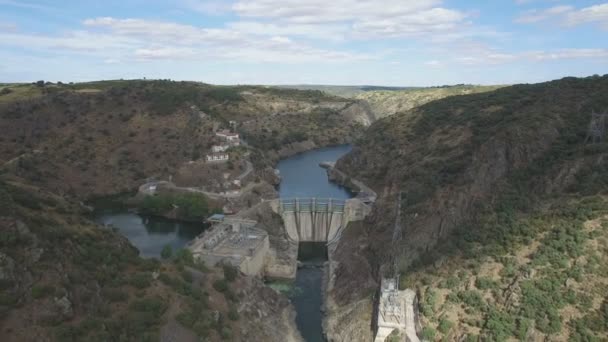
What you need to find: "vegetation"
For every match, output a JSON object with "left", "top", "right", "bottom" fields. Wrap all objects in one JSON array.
[{"left": 138, "top": 192, "right": 210, "bottom": 221}]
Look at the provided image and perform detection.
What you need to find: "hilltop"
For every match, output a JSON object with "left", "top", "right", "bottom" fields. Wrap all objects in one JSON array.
[
  {"left": 355, "top": 84, "right": 504, "bottom": 120},
  {"left": 331, "top": 75, "right": 608, "bottom": 340},
  {"left": 273, "top": 85, "right": 416, "bottom": 98}
]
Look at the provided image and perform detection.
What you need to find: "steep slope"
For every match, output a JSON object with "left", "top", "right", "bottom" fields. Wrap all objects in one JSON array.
[
  {"left": 0, "top": 176, "right": 301, "bottom": 342},
  {"left": 331, "top": 75, "right": 608, "bottom": 340},
  {"left": 0, "top": 80, "right": 369, "bottom": 199},
  {"left": 355, "top": 85, "right": 504, "bottom": 120}
]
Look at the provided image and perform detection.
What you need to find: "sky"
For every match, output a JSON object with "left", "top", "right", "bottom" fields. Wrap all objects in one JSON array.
[{"left": 0, "top": 0, "right": 607, "bottom": 86}]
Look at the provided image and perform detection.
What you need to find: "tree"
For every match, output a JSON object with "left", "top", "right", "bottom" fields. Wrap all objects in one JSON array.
[{"left": 161, "top": 245, "right": 173, "bottom": 259}]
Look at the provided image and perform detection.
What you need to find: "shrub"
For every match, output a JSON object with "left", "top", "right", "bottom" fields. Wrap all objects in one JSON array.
[
  {"left": 129, "top": 273, "right": 152, "bottom": 289},
  {"left": 129, "top": 297, "right": 167, "bottom": 317},
  {"left": 458, "top": 290, "right": 485, "bottom": 311},
  {"left": 475, "top": 277, "right": 498, "bottom": 290},
  {"left": 213, "top": 279, "right": 229, "bottom": 293},
  {"left": 228, "top": 306, "right": 239, "bottom": 321},
  {"left": 181, "top": 270, "right": 193, "bottom": 283},
  {"left": 421, "top": 327, "right": 436, "bottom": 340},
  {"left": 174, "top": 249, "right": 194, "bottom": 266},
  {"left": 223, "top": 264, "right": 238, "bottom": 282},
  {"left": 102, "top": 288, "right": 129, "bottom": 302},
  {"left": 438, "top": 317, "right": 454, "bottom": 334},
  {"left": 161, "top": 245, "right": 173, "bottom": 259},
  {"left": 31, "top": 284, "right": 55, "bottom": 299}
]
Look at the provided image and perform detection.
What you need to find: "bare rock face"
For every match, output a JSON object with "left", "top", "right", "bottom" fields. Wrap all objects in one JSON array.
[
  {"left": 53, "top": 295, "right": 73, "bottom": 318},
  {"left": 0, "top": 252, "right": 15, "bottom": 284}
]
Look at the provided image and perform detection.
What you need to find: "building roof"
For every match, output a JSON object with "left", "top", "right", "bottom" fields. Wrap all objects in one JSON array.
[
  {"left": 216, "top": 130, "right": 239, "bottom": 137},
  {"left": 207, "top": 213, "right": 225, "bottom": 222}
]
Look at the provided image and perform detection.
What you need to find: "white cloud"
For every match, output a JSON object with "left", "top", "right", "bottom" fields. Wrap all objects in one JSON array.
[
  {"left": 515, "top": 5, "right": 573, "bottom": 23},
  {"left": 230, "top": 0, "right": 468, "bottom": 38},
  {"left": 424, "top": 60, "right": 444, "bottom": 67},
  {"left": 456, "top": 47, "right": 608, "bottom": 65},
  {"left": 565, "top": 3, "right": 608, "bottom": 28},
  {"left": 0, "top": 17, "right": 371, "bottom": 64},
  {"left": 515, "top": 3, "right": 608, "bottom": 29}
]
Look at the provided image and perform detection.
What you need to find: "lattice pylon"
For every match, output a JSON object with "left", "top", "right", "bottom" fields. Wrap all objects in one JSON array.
[{"left": 586, "top": 110, "right": 608, "bottom": 144}]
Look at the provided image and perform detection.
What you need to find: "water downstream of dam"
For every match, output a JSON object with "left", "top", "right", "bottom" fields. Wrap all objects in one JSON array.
[{"left": 276, "top": 145, "right": 353, "bottom": 342}]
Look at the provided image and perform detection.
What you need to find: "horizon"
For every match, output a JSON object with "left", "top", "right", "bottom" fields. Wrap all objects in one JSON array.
[{"left": 1, "top": 1, "right": 607, "bottom": 85}]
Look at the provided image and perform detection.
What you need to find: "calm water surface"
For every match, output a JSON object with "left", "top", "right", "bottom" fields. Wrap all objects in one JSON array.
[
  {"left": 93, "top": 212, "right": 205, "bottom": 258},
  {"left": 276, "top": 145, "right": 353, "bottom": 342},
  {"left": 277, "top": 144, "right": 353, "bottom": 199}
]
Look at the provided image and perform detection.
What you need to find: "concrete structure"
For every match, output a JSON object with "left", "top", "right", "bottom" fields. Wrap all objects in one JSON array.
[
  {"left": 374, "top": 278, "right": 420, "bottom": 342},
  {"left": 206, "top": 152, "right": 229, "bottom": 162},
  {"left": 212, "top": 145, "right": 230, "bottom": 153},
  {"left": 269, "top": 197, "right": 371, "bottom": 243},
  {"left": 189, "top": 217, "right": 269, "bottom": 276}
]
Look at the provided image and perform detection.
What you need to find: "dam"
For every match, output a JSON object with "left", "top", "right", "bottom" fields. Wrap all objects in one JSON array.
[{"left": 269, "top": 197, "right": 370, "bottom": 243}]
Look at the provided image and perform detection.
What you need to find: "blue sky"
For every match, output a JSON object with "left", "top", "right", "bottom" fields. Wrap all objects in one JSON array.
[{"left": 0, "top": 0, "right": 607, "bottom": 86}]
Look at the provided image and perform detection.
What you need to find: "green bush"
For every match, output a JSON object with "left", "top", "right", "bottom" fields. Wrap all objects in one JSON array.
[
  {"left": 228, "top": 306, "right": 239, "bottom": 321},
  {"left": 475, "top": 277, "right": 498, "bottom": 290},
  {"left": 31, "top": 284, "right": 55, "bottom": 299},
  {"left": 483, "top": 306, "right": 517, "bottom": 341},
  {"left": 421, "top": 327, "right": 436, "bottom": 340},
  {"left": 181, "top": 270, "right": 193, "bottom": 283},
  {"left": 129, "top": 297, "right": 167, "bottom": 317},
  {"left": 0, "top": 184, "right": 14, "bottom": 216},
  {"left": 438, "top": 317, "right": 454, "bottom": 334},
  {"left": 161, "top": 245, "right": 173, "bottom": 259},
  {"left": 102, "top": 288, "right": 129, "bottom": 302},
  {"left": 223, "top": 264, "right": 238, "bottom": 282},
  {"left": 458, "top": 290, "right": 485, "bottom": 311},
  {"left": 174, "top": 249, "right": 195, "bottom": 266},
  {"left": 129, "top": 273, "right": 152, "bottom": 289},
  {"left": 213, "top": 279, "right": 229, "bottom": 293}
]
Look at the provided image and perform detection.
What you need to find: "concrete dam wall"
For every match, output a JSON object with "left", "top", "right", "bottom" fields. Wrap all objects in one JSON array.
[{"left": 269, "top": 198, "right": 371, "bottom": 243}]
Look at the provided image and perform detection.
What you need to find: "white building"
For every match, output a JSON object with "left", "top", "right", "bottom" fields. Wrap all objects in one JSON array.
[
  {"left": 212, "top": 145, "right": 230, "bottom": 153},
  {"left": 206, "top": 152, "right": 229, "bottom": 162},
  {"left": 216, "top": 130, "right": 241, "bottom": 146}
]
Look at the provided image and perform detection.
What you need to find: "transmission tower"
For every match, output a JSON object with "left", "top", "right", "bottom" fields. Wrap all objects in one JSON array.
[{"left": 585, "top": 110, "right": 608, "bottom": 144}]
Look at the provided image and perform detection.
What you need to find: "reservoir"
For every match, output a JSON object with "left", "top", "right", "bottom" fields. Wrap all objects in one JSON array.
[
  {"left": 93, "top": 212, "right": 204, "bottom": 259},
  {"left": 276, "top": 145, "right": 353, "bottom": 342}
]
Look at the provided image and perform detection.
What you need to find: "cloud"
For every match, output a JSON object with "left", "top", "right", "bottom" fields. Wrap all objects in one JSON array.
[
  {"left": 515, "top": 5, "right": 573, "bottom": 23},
  {"left": 515, "top": 3, "right": 608, "bottom": 29},
  {"left": 424, "top": 60, "right": 444, "bottom": 67},
  {"left": 0, "top": 17, "right": 371, "bottom": 64},
  {"left": 565, "top": 3, "right": 608, "bottom": 28},
  {"left": 455, "top": 47, "right": 608, "bottom": 65},
  {"left": 230, "top": 0, "right": 468, "bottom": 38}
]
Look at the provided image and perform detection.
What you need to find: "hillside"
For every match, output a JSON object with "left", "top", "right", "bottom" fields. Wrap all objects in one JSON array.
[
  {"left": 355, "top": 85, "right": 504, "bottom": 119},
  {"left": 0, "top": 176, "right": 301, "bottom": 342},
  {"left": 332, "top": 75, "right": 608, "bottom": 340},
  {"left": 0, "top": 80, "right": 369, "bottom": 199}
]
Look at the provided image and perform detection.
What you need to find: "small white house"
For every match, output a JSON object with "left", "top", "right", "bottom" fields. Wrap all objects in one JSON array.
[
  {"left": 206, "top": 152, "right": 229, "bottom": 162},
  {"left": 216, "top": 130, "right": 240, "bottom": 142},
  {"left": 212, "top": 145, "right": 230, "bottom": 153}
]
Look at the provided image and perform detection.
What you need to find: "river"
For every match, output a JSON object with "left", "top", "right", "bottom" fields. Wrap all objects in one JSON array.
[{"left": 276, "top": 145, "right": 353, "bottom": 342}]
